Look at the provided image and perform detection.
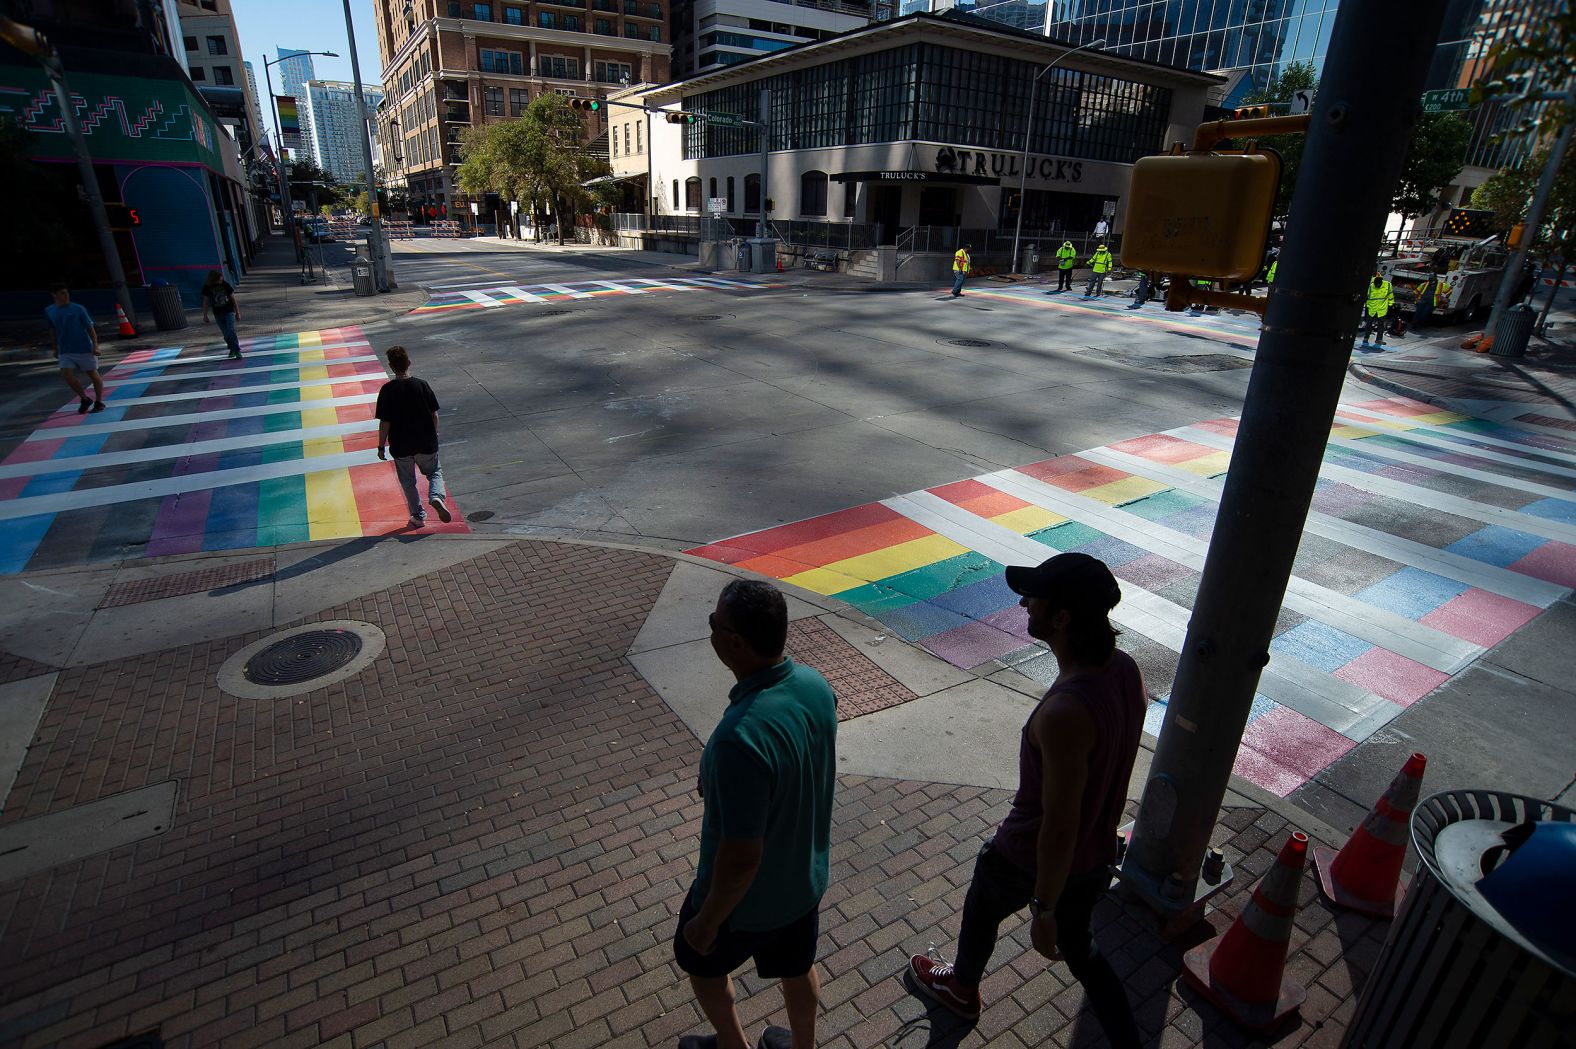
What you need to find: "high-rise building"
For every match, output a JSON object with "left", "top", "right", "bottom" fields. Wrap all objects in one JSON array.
[
  {"left": 175, "top": 0, "right": 266, "bottom": 155},
  {"left": 670, "top": 0, "right": 886, "bottom": 78},
  {"left": 369, "top": 0, "right": 673, "bottom": 215},
  {"left": 244, "top": 61, "right": 268, "bottom": 150},
  {"left": 276, "top": 47, "right": 320, "bottom": 163},
  {"left": 304, "top": 80, "right": 387, "bottom": 184}
]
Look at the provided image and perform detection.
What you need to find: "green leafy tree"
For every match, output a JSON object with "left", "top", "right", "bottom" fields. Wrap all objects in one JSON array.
[
  {"left": 1469, "top": 9, "right": 1575, "bottom": 143},
  {"left": 1238, "top": 61, "right": 1317, "bottom": 216},
  {"left": 1471, "top": 145, "right": 1576, "bottom": 263},
  {"left": 454, "top": 95, "right": 609, "bottom": 244},
  {"left": 1393, "top": 112, "right": 1474, "bottom": 219}
]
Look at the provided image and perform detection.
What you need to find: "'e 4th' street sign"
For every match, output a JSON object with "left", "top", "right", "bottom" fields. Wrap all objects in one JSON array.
[{"left": 1421, "top": 88, "right": 1469, "bottom": 113}]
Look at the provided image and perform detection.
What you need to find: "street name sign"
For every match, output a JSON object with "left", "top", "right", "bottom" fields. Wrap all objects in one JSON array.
[
  {"left": 705, "top": 112, "right": 744, "bottom": 128},
  {"left": 1421, "top": 88, "right": 1469, "bottom": 113}
]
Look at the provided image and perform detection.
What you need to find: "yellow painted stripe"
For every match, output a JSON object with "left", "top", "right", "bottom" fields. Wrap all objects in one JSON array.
[
  {"left": 1177, "top": 450, "right": 1233, "bottom": 476},
  {"left": 1414, "top": 410, "right": 1467, "bottom": 425},
  {"left": 1332, "top": 424, "right": 1381, "bottom": 439},
  {"left": 298, "top": 381, "right": 339, "bottom": 431},
  {"left": 305, "top": 467, "right": 362, "bottom": 540},
  {"left": 298, "top": 348, "right": 326, "bottom": 363},
  {"left": 991, "top": 506, "right": 1067, "bottom": 534},
  {"left": 296, "top": 330, "right": 323, "bottom": 348},
  {"left": 1079, "top": 475, "right": 1169, "bottom": 505},
  {"left": 298, "top": 364, "right": 330, "bottom": 381},
  {"left": 782, "top": 533, "right": 972, "bottom": 594}
]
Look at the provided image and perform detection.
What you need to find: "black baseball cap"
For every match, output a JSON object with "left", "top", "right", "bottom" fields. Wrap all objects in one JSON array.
[{"left": 1004, "top": 552, "right": 1121, "bottom": 611}]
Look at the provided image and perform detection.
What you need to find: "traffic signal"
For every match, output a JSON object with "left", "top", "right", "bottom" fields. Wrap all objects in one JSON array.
[
  {"left": 1121, "top": 148, "right": 1283, "bottom": 281},
  {"left": 665, "top": 111, "right": 697, "bottom": 124},
  {"left": 1232, "top": 104, "right": 1274, "bottom": 120},
  {"left": 568, "top": 97, "right": 602, "bottom": 112}
]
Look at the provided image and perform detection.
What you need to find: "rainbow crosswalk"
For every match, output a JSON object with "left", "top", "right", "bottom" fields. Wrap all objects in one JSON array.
[
  {"left": 0, "top": 325, "right": 467, "bottom": 576},
  {"left": 409, "top": 275, "right": 776, "bottom": 315},
  {"left": 688, "top": 397, "right": 1576, "bottom": 796}
]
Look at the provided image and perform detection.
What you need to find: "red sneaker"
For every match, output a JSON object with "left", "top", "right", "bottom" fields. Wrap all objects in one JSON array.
[{"left": 907, "top": 949, "right": 982, "bottom": 1020}]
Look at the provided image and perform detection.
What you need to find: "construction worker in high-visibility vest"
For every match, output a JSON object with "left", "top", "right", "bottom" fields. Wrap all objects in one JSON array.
[
  {"left": 952, "top": 243, "right": 972, "bottom": 298},
  {"left": 1413, "top": 273, "right": 1438, "bottom": 328},
  {"left": 1265, "top": 259, "right": 1277, "bottom": 285},
  {"left": 1084, "top": 243, "right": 1113, "bottom": 298},
  {"left": 1053, "top": 240, "right": 1077, "bottom": 292},
  {"left": 1358, "top": 272, "right": 1395, "bottom": 346},
  {"left": 1435, "top": 275, "right": 1453, "bottom": 310}
]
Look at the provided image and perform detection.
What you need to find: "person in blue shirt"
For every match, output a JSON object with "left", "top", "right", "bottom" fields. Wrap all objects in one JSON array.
[
  {"left": 45, "top": 284, "right": 105, "bottom": 414},
  {"left": 674, "top": 579, "right": 837, "bottom": 1049}
]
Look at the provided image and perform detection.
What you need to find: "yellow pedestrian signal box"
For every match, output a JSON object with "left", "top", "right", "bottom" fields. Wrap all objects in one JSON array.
[{"left": 1120, "top": 149, "right": 1282, "bottom": 282}]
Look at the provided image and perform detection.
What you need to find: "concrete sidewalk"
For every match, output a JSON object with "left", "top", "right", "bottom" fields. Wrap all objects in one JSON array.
[{"left": 0, "top": 533, "right": 1381, "bottom": 1049}]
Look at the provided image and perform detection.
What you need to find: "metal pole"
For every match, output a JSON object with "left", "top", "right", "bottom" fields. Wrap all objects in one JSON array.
[
  {"left": 1118, "top": 0, "right": 1450, "bottom": 922},
  {"left": 1535, "top": 253, "right": 1566, "bottom": 336},
  {"left": 1485, "top": 81, "right": 1574, "bottom": 356},
  {"left": 758, "top": 87, "right": 769, "bottom": 239},
  {"left": 1011, "top": 38, "right": 1105, "bottom": 272},
  {"left": 342, "top": 0, "right": 395, "bottom": 291},
  {"left": 0, "top": 18, "right": 138, "bottom": 327},
  {"left": 646, "top": 108, "right": 654, "bottom": 226}
]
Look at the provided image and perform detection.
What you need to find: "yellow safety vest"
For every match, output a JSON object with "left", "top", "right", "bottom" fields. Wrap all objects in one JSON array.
[
  {"left": 953, "top": 249, "right": 970, "bottom": 274},
  {"left": 1090, "top": 249, "right": 1112, "bottom": 274},
  {"left": 1365, "top": 280, "right": 1394, "bottom": 318},
  {"left": 1266, "top": 260, "right": 1277, "bottom": 283},
  {"left": 1056, "top": 244, "right": 1076, "bottom": 269},
  {"left": 1435, "top": 280, "right": 1452, "bottom": 307}
]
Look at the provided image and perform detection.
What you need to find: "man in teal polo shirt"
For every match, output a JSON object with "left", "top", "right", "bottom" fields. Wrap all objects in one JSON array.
[{"left": 675, "top": 579, "right": 837, "bottom": 1049}]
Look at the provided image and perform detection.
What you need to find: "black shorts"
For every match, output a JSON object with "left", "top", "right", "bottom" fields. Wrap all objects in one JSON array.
[{"left": 671, "top": 892, "right": 819, "bottom": 980}]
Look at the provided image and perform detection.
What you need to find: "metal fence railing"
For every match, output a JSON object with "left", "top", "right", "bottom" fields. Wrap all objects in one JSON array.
[
  {"left": 896, "top": 226, "right": 1122, "bottom": 262},
  {"left": 610, "top": 214, "right": 880, "bottom": 252}
]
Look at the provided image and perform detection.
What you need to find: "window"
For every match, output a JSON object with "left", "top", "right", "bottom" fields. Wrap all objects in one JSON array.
[
  {"left": 843, "top": 183, "right": 856, "bottom": 218},
  {"left": 213, "top": 65, "right": 234, "bottom": 85},
  {"left": 726, "top": 176, "right": 735, "bottom": 212},
  {"left": 685, "top": 177, "right": 701, "bottom": 211},
  {"left": 484, "top": 87, "right": 504, "bottom": 115},
  {"left": 182, "top": 35, "right": 197, "bottom": 51},
  {"left": 623, "top": 124, "right": 630, "bottom": 154},
  {"left": 635, "top": 122, "right": 641, "bottom": 152},
  {"left": 510, "top": 88, "right": 529, "bottom": 116},
  {"left": 206, "top": 36, "right": 227, "bottom": 56},
  {"left": 672, "top": 179, "right": 680, "bottom": 208},
  {"left": 473, "top": 2, "right": 493, "bottom": 19},
  {"left": 595, "top": 18, "right": 613, "bottom": 34},
  {"left": 595, "top": 61, "right": 632, "bottom": 84},
  {"left": 190, "top": 66, "right": 206, "bottom": 81},
  {"left": 448, "top": 1, "right": 461, "bottom": 15},
  {"left": 612, "top": 130, "right": 618, "bottom": 157},
  {"left": 480, "top": 49, "right": 524, "bottom": 74},
  {"left": 505, "top": 6, "right": 523, "bottom": 23},
  {"left": 540, "top": 55, "right": 578, "bottom": 79},
  {"left": 539, "top": 11, "right": 556, "bottom": 28},
  {"left": 800, "top": 171, "right": 827, "bottom": 216},
  {"left": 709, "top": 177, "right": 717, "bottom": 204},
  {"left": 744, "top": 173, "right": 760, "bottom": 212}
]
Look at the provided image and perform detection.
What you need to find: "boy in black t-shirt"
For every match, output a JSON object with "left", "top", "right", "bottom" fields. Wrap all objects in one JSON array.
[
  {"left": 200, "top": 270, "right": 243, "bottom": 359},
  {"left": 374, "top": 345, "right": 452, "bottom": 529}
]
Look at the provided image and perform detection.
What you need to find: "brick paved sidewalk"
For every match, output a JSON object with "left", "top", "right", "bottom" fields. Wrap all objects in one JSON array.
[{"left": 0, "top": 539, "right": 1385, "bottom": 1049}]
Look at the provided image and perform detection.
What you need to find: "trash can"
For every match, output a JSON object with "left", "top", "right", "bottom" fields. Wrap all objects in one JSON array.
[
  {"left": 734, "top": 239, "right": 752, "bottom": 272},
  {"left": 351, "top": 260, "right": 376, "bottom": 297},
  {"left": 148, "top": 282, "right": 188, "bottom": 331},
  {"left": 1021, "top": 244, "right": 1040, "bottom": 275},
  {"left": 748, "top": 237, "right": 776, "bottom": 274},
  {"left": 1342, "top": 790, "right": 1575, "bottom": 1049},
  {"left": 1490, "top": 304, "right": 1536, "bottom": 358}
]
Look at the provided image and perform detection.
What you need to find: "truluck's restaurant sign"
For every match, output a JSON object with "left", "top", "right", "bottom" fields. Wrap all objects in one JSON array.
[{"left": 934, "top": 145, "right": 1084, "bottom": 183}]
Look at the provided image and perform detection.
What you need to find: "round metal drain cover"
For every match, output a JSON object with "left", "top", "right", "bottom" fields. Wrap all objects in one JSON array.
[
  {"left": 943, "top": 337, "right": 995, "bottom": 348},
  {"left": 217, "top": 620, "right": 386, "bottom": 700},
  {"left": 244, "top": 629, "right": 363, "bottom": 685},
  {"left": 690, "top": 314, "right": 723, "bottom": 321}
]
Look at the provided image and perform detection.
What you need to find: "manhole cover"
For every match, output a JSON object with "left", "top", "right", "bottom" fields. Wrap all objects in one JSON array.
[
  {"left": 466, "top": 509, "right": 496, "bottom": 522},
  {"left": 217, "top": 620, "right": 386, "bottom": 700},
  {"left": 1076, "top": 348, "right": 1252, "bottom": 373},
  {"left": 533, "top": 309, "right": 573, "bottom": 318},
  {"left": 244, "top": 629, "right": 363, "bottom": 685},
  {"left": 943, "top": 338, "right": 995, "bottom": 348},
  {"left": 690, "top": 314, "right": 723, "bottom": 321}
]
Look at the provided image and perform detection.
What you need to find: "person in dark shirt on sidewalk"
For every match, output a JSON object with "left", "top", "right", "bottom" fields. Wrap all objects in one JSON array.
[
  {"left": 200, "top": 270, "right": 244, "bottom": 359},
  {"left": 907, "top": 552, "right": 1144, "bottom": 1049},
  {"left": 374, "top": 345, "right": 452, "bottom": 529},
  {"left": 675, "top": 579, "right": 837, "bottom": 1049},
  {"left": 45, "top": 284, "right": 105, "bottom": 414}
]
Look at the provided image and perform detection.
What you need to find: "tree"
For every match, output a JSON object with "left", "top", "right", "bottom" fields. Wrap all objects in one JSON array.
[
  {"left": 1238, "top": 61, "right": 1317, "bottom": 216},
  {"left": 1471, "top": 145, "right": 1576, "bottom": 260},
  {"left": 1472, "top": 164, "right": 1535, "bottom": 231},
  {"left": 1470, "top": 9, "right": 1575, "bottom": 144},
  {"left": 454, "top": 95, "right": 609, "bottom": 244},
  {"left": 1392, "top": 112, "right": 1474, "bottom": 219}
]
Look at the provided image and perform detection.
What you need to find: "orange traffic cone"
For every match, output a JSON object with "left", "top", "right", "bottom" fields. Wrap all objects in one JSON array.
[
  {"left": 1182, "top": 831, "right": 1308, "bottom": 1034},
  {"left": 115, "top": 303, "right": 136, "bottom": 337},
  {"left": 776, "top": 256, "right": 783, "bottom": 273},
  {"left": 1312, "top": 752, "right": 1424, "bottom": 918}
]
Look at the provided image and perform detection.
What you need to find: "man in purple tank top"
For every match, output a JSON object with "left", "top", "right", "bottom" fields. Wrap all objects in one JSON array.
[{"left": 907, "top": 552, "right": 1144, "bottom": 1048}]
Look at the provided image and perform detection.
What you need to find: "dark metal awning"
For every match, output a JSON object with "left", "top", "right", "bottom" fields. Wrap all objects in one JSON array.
[{"left": 831, "top": 170, "right": 1000, "bottom": 186}]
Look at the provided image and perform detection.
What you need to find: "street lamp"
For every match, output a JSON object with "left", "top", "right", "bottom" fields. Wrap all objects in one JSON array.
[
  {"left": 1010, "top": 37, "right": 1107, "bottom": 271},
  {"left": 261, "top": 50, "right": 338, "bottom": 264}
]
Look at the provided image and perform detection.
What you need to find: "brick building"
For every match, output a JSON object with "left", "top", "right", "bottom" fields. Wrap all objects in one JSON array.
[{"left": 371, "top": 0, "right": 673, "bottom": 217}]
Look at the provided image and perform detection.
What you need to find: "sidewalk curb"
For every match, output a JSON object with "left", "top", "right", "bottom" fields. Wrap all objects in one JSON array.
[{"left": 1347, "top": 360, "right": 1458, "bottom": 413}]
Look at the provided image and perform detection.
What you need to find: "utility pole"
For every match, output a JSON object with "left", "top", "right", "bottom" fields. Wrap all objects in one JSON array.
[
  {"left": 1, "top": 17, "right": 138, "bottom": 329},
  {"left": 261, "top": 57, "right": 304, "bottom": 265},
  {"left": 342, "top": 0, "right": 395, "bottom": 291},
  {"left": 1484, "top": 76, "right": 1575, "bottom": 355},
  {"left": 1118, "top": 0, "right": 1451, "bottom": 922},
  {"left": 758, "top": 87, "right": 769, "bottom": 239}
]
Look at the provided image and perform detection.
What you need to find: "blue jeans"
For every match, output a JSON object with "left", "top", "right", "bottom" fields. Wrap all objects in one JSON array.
[
  {"left": 394, "top": 452, "right": 446, "bottom": 518},
  {"left": 952, "top": 272, "right": 966, "bottom": 296},
  {"left": 215, "top": 311, "right": 241, "bottom": 355}
]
